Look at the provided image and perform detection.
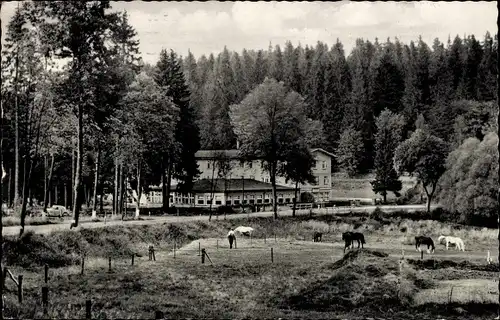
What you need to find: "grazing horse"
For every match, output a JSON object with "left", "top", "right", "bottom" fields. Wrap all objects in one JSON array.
[
  {"left": 313, "top": 232, "right": 322, "bottom": 242},
  {"left": 342, "top": 232, "right": 366, "bottom": 253},
  {"left": 415, "top": 236, "right": 435, "bottom": 253},
  {"left": 438, "top": 235, "right": 465, "bottom": 251},
  {"left": 234, "top": 226, "right": 254, "bottom": 237}
]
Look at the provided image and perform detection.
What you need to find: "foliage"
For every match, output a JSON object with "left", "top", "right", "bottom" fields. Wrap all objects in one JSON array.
[
  {"left": 437, "top": 133, "right": 498, "bottom": 225},
  {"left": 336, "top": 126, "right": 365, "bottom": 177},
  {"left": 371, "top": 109, "right": 406, "bottom": 203},
  {"left": 230, "top": 78, "right": 311, "bottom": 219},
  {"left": 394, "top": 129, "right": 448, "bottom": 212}
]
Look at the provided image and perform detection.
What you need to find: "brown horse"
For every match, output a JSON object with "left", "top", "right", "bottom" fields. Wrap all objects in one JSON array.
[
  {"left": 342, "top": 232, "right": 366, "bottom": 253},
  {"left": 313, "top": 232, "right": 323, "bottom": 242}
]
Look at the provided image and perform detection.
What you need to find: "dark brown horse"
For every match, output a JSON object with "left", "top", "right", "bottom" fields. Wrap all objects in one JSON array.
[
  {"left": 313, "top": 232, "right": 322, "bottom": 242},
  {"left": 342, "top": 232, "right": 366, "bottom": 253},
  {"left": 415, "top": 236, "right": 435, "bottom": 253}
]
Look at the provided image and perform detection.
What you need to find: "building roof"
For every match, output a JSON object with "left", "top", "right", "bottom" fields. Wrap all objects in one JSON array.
[
  {"left": 310, "top": 148, "right": 336, "bottom": 158},
  {"left": 194, "top": 149, "right": 242, "bottom": 160},
  {"left": 171, "top": 179, "right": 295, "bottom": 193},
  {"left": 195, "top": 148, "right": 335, "bottom": 160}
]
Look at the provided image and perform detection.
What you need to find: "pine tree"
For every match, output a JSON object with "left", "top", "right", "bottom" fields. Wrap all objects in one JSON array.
[
  {"left": 371, "top": 44, "right": 405, "bottom": 116},
  {"left": 241, "top": 49, "right": 254, "bottom": 92},
  {"left": 477, "top": 32, "right": 498, "bottom": 101},
  {"left": 322, "top": 40, "right": 351, "bottom": 151},
  {"left": 154, "top": 49, "right": 201, "bottom": 210},
  {"left": 464, "top": 35, "right": 483, "bottom": 100},
  {"left": 253, "top": 49, "right": 267, "bottom": 86},
  {"left": 371, "top": 109, "right": 405, "bottom": 203},
  {"left": 268, "top": 44, "right": 284, "bottom": 82},
  {"left": 230, "top": 52, "right": 245, "bottom": 103}
]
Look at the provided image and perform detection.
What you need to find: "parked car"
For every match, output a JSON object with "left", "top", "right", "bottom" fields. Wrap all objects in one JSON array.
[{"left": 46, "top": 205, "right": 70, "bottom": 218}]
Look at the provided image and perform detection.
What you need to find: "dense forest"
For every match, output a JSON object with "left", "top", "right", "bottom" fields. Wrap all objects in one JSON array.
[{"left": 1, "top": 2, "right": 498, "bottom": 229}]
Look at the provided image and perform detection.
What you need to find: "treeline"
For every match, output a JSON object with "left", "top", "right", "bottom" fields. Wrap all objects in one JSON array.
[
  {"left": 184, "top": 33, "right": 498, "bottom": 169},
  {"left": 1, "top": 2, "right": 200, "bottom": 232},
  {"left": 0, "top": 1, "right": 498, "bottom": 230}
]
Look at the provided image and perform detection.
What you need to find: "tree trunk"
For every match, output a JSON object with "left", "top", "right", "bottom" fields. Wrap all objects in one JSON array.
[
  {"left": 208, "top": 159, "right": 216, "bottom": 221},
  {"left": 55, "top": 184, "right": 58, "bottom": 205},
  {"left": 422, "top": 181, "right": 436, "bottom": 214},
  {"left": 20, "top": 157, "right": 34, "bottom": 235},
  {"left": 135, "top": 160, "right": 141, "bottom": 220},
  {"left": 99, "top": 184, "right": 104, "bottom": 213},
  {"left": 292, "top": 181, "right": 299, "bottom": 217},
  {"left": 91, "top": 147, "right": 100, "bottom": 219},
  {"left": 71, "top": 147, "right": 75, "bottom": 210},
  {"left": 113, "top": 139, "right": 119, "bottom": 216},
  {"left": 163, "top": 157, "right": 173, "bottom": 215},
  {"left": 496, "top": 30, "right": 500, "bottom": 313},
  {"left": 161, "top": 161, "right": 166, "bottom": 214},
  {"left": 383, "top": 191, "right": 387, "bottom": 205},
  {"left": 8, "top": 167, "right": 11, "bottom": 207},
  {"left": 270, "top": 163, "right": 278, "bottom": 219},
  {"left": 43, "top": 154, "right": 55, "bottom": 212},
  {"left": 120, "top": 168, "right": 126, "bottom": 219},
  {"left": 64, "top": 182, "right": 68, "bottom": 209},
  {"left": 13, "top": 50, "right": 20, "bottom": 213},
  {"left": 70, "top": 103, "right": 84, "bottom": 229},
  {"left": 43, "top": 155, "right": 47, "bottom": 208}
]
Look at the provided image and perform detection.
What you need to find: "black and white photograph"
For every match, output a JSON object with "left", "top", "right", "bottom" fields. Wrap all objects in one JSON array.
[{"left": 0, "top": 1, "right": 498, "bottom": 319}]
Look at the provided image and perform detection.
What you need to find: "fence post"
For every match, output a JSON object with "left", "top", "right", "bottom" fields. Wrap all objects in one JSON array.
[
  {"left": 44, "top": 264, "right": 48, "bottom": 284},
  {"left": 42, "top": 286, "right": 48, "bottom": 314},
  {"left": 108, "top": 257, "right": 112, "bottom": 272},
  {"left": 420, "top": 250, "right": 424, "bottom": 260},
  {"left": 152, "top": 247, "right": 156, "bottom": 261},
  {"left": 271, "top": 248, "right": 274, "bottom": 263},
  {"left": 81, "top": 255, "right": 85, "bottom": 275},
  {"left": 216, "top": 240, "right": 219, "bottom": 250},
  {"left": 18, "top": 275, "right": 23, "bottom": 303},
  {"left": 173, "top": 243, "right": 176, "bottom": 259},
  {"left": 274, "top": 234, "right": 277, "bottom": 243},
  {"left": 201, "top": 249, "right": 206, "bottom": 264},
  {"left": 86, "top": 300, "right": 91, "bottom": 319},
  {"left": 198, "top": 242, "right": 201, "bottom": 256},
  {"left": 131, "top": 254, "right": 135, "bottom": 266},
  {"left": 264, "top": 234, "right": 266, "bottom": 244}
]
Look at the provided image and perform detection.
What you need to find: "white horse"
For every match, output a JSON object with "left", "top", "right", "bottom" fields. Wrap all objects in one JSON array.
[
  {"left": 438, "top": 235, "right": 465, "bottom": 251},
  {"left": 234, "top": 226, "right": 254, "bottom": 237}
]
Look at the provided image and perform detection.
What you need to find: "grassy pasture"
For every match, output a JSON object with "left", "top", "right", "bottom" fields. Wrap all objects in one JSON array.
[{"left": 1, "top": 214, "right": 498, "bottom": 319}]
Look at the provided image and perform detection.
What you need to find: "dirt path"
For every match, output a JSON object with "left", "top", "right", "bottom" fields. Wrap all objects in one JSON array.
[{"left": 2, "top": 204, "right": 433, "bottom": 236}]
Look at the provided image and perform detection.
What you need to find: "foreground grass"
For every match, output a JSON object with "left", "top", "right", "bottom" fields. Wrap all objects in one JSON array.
[{"left": 2, "top": 213, "right": 498, "bottom": 319}]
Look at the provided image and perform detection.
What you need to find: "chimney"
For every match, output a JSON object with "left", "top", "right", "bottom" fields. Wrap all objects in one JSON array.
[{"left": 236, "top": 140, "right": 240, "bottom": 150}]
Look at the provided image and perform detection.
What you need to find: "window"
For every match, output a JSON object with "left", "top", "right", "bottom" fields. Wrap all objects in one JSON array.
[
  {"left": 313, "top": 160, "right": 317, "bottom": 168},
  {"left": 278, "top": 198, "right": 284, "bottom": 203},
  {"left": 264, "top": 198, "right": 270, "bottom": 203},
  {"left": 198, "top": 199, "right": 204, "bottom": 205},
  {"left": 322, "top": 161, "right": 326, "bottom": 169},
  {"left": 207, "top": 162, "right": 210, "bottom": 169},
  {"left": 249, "top": 199, "right": 255, "bottom": 204},
  {"left": 265, "top": 178, "right": 269, "bottom": 183},
  {"left": 323, "top": 176, "right": 329, "bottom": 186},
  {"left": 285, "top": 198, "right": 290, "bottom": 203},
  {"left": 234, "top": 200, "right": 240, "bottom": 205},
  {"left": 248, "top": 162, "right": 253, "bottom": 168},
  {"left": 257, "top": 198, "right": 262, "bottom": 204},
  {"left": 226, "top": 200, "right": 231, "bottom": 205}
]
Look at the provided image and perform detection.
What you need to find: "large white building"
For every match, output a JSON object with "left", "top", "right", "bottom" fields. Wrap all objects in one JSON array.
[{"left": 130, "top": 148, "right": 335, "bottom": 208}]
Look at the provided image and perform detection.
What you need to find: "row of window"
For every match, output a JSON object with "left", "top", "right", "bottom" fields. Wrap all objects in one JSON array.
[
  {"left": 312, "top": 160, "right": 328, "bottom": 169},
  {"left": 207, "top": 161, "right": 253, "bottom": 169},
  {"left": 197, "top": 198, "right": 294, "bottom": 205}
]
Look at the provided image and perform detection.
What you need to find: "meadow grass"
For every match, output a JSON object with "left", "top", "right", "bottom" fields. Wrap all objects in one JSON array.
[{"left": 2, "top": 212, "right": 498, "bottom": 319}]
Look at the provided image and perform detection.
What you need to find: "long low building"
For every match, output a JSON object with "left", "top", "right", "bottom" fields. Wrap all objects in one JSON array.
[{"left": 136, "top": 178, "right": 296, "bottom": 207}]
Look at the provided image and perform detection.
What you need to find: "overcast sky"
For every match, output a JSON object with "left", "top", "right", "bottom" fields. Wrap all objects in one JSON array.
[{"left": 1, "top": 1, "right": 497, "bottom": 63}]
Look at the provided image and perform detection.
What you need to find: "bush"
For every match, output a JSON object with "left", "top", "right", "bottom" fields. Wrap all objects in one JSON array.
[{"left": 300, "top": 192, "right": 315, "bottom": 203}]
